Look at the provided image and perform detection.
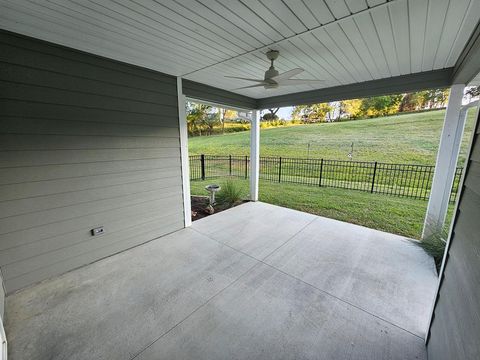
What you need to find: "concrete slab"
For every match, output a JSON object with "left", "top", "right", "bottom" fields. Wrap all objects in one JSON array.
[
  {"left": 135, "top": 263, "right": 427, "bottom": 360},
  {"left": 5, "top": 228, "right": 257, "bottom": 360},
  {"left": 264, "top": 216, "right": 438, "bottom": 337},
  {"left": 5, "top": 202, "right": 434, "bottom": 360},
  {"left": 192, "top": 202, "right": 316, "bottom": 260}
]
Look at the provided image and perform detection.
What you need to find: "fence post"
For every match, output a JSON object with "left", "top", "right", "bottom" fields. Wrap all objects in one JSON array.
[
  {"left": 319, "top": 159, "right": 323, "bottom": 187},
  {"left": 371, "top": 161, "right": 377, "bottom": 193},
  {"left": 245, "top": 155, "right": 248, "bottom": 179},
  {"left": 201, "top": 154, "right": 205, "bottom": 180},
  {"left": 278, "top": 157, "right": 282, "bottom": 183},
  {"left": 229, "top": 155, "right": 232, "bottom": 176}
]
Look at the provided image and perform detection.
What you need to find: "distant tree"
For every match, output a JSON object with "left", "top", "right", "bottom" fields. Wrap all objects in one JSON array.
[
  {"left": 399, "top": 93, "right": 422, "bottom": 112},
  {"left": 186, "top": 102, "right": 213, "bottom": 136},
  {"left": 262, "top": 108, "right": 279, "bottom": 121},
  {"left": 359, "top": 95, "right": 402, "bottom": 117},
  {"left": 292, "top": 103, "right": 333, "bottom": 122},
  {"left": 416, "top": 89, "right": 449, "bottom": 109},
  {"left": 341, "top": 99, "right": 363, "bottom": 119},
  {"left": 201, "top": 112, "right": 221, "bottom": 135},
  {"left": 465, "top": 86, "right": 480, "bottom": 98},
  {"left": 219, "top": 108, "right": 237, "bottom": 134}
]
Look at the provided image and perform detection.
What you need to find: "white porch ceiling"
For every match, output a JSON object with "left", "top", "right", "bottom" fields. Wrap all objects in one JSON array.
[{"left": 1, "top": 0, "right": 479, "bottom": 99}]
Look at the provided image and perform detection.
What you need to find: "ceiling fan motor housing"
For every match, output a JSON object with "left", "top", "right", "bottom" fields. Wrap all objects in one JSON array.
[
  {"left": 264, "top": 67, "right": 279, "bottom": 80},
  {"left": 264, "top": 49, "right": 280, "bottom": 88}
]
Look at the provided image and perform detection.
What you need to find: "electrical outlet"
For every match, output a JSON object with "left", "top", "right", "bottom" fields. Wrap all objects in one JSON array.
[{"left": 91, "top": 226, "right": 105, "bottom": 236}]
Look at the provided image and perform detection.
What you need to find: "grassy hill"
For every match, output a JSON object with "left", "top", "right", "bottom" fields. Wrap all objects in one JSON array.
[{"left": 189, "top": 109, "right": 476, "bottom": 165}]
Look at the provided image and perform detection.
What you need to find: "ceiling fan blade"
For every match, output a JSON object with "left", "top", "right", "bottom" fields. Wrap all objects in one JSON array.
[
  {"left": 275, "top": 79, "right": 325, "bottom": 86},
  {"left": 225, "top": 76, "right": 264, "bottom": 82},
  {"left": 271, "top": 68, "right": 304, "bottom": 81},
  {"left": 233, "top": 83, "right": 266, "bottom": 90}
]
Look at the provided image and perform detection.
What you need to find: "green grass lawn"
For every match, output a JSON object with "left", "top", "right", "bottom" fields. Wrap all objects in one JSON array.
[
  {"left": 190, "top": 178, "right": 454, "bottom": 239},
  {"left": 189, "top": 110, "right": 467, "bottom": 239},
  {"left": 189, "top": 109, "right": 476, "bottom": 166}
]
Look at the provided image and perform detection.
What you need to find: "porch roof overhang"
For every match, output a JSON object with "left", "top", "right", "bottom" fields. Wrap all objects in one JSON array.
[{"left": 1, "top": 1, "right": 480, "bottom": 111}]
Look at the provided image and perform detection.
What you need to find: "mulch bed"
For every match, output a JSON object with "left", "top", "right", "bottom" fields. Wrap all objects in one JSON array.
[{"left": 191, "top": 196, "right": 248, "bottom": 221}]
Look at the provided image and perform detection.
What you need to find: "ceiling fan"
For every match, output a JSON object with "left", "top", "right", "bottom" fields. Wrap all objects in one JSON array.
[{"left": 226, "top": 50, "right": 324, "bottom": 90}]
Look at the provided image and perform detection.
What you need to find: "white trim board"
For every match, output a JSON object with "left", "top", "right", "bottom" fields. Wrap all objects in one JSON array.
[{"left": 177, "top": 77, "right": 192, "bottom": 227}]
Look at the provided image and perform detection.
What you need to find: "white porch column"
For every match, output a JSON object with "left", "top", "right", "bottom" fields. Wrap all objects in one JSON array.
[
  {"left": 423, "top": 84, "right": 465, "bottom": 238},
  {"left": 250, "top": 110, "right": 260, "bottom": 201},
  {"left": 177, "top": 77, "right": 192, "bottom": 227}
]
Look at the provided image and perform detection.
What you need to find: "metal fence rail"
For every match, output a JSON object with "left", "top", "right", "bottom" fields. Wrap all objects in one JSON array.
[{"left": 190, "top": 154, "right": 463, "bottom": 203}]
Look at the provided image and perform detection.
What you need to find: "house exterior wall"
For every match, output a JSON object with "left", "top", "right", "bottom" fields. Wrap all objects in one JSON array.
[
  {"left": 427, "top": 108, "right": 480, "bottom": 359},
  {"left": 0, "top": 31, "right": 184, "bottom": 293}
]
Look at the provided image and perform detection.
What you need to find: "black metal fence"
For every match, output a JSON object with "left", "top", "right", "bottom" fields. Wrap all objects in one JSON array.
[{"left": 190, "top": 154, "right": 463, "bottom": 203}]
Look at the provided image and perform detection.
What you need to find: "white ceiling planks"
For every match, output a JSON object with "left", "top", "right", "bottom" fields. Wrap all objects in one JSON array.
[
  {"left": 325, "top": 0, "right": 352, "bottom": 18},
  {"left": 323, "top": 23, "right": 374, "bottom": 81},
  {"left": 337, "top": 17, "right": 382, "bottom": 79},
  {"left": 443, "top": 0, "right": 480, "bottom": 67},
  {"left": 301, "top": 0, "right": 336, "bottom": 25},
  {"left": 370, "top": 5, "right": 401, "bottom": 76},
  {"left": 0, "top": 0, "right": 479, "bottom": 99},
  {"left": 388, "top": 0, "right": 411, "bottom": 75},
  {"left": 258, "top": 0, "right": 308, "bottom": 33},
  {"left": 0, "top": 1, "right": 196, "bottom": 75},
  {"left": 49, "top": 0, "right": 215, "bottom": 66},
  {"left": 353, "top": 10, "right": 391, "bottom": 78},
  {"left": 422, "top": 0, "right": 450, "bottom": 71},
  {"left": 433, "top": 0, "right": 471, "bottom": 69},
  {"left": 281, "top": 0, "right": 320, "bottom": 29},
  {"left": 408, "top": 0, "right": 428, "bottom": 74},
  {"left": 344, "top": 0, "right": 369, "bottom": 14}
]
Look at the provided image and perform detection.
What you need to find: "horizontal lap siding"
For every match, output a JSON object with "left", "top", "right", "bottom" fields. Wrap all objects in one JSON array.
[
  {"left": 427, "top": 110, "right": 480, "bottom": 359},
  {"left": 0, "top": 31, "right": 184, "bottom": 293}
]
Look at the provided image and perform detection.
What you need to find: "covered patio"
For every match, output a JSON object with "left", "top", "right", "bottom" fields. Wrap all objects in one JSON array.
[
  {"left": 1, "top": 0, "right": 480, "bottom": 358},
  {"left": 6, "top": 202, "right": 437, "bottom": 360}
]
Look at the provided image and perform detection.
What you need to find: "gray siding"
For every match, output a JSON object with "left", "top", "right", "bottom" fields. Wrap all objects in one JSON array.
[
  {"left": 427, "top": 109, "right": 480, "bottom": 359},
  {"left": 182, "top": 79, "right": 256, "bottom": 110},
  {"left": 0, "top": 31, "right": 184, "bottom": 293}
]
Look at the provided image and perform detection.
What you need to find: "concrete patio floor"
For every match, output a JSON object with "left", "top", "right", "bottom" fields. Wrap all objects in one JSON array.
[{"left": 5, "top": 202, "right": 438, "bottom": 360}]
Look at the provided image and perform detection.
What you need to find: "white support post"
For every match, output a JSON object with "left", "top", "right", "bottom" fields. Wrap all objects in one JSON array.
[
  {"left": 423, "top": 84, "right": 465, "bottom": 238},
  {"left": 177, "top": 77, "right": 192, "bottom": 227},
  {"left": 250, "top": 110, "right": 260, "bottom": 201}
]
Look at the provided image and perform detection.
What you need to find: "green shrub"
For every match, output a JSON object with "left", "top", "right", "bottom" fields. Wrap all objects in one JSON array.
[
  {"left": 216, "top": 179, "right": 244, "bottom": 206},
  {"left": 417, "top": 225, "right": 448, "bottom": 272}
]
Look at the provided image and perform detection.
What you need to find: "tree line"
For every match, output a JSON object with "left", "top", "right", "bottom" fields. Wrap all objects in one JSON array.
[
  {"left": 291, "top": 89, "right": 450, "bottom": 123},
  {"left": 186, "top": 86, "right": 478, "bottom": 136}
]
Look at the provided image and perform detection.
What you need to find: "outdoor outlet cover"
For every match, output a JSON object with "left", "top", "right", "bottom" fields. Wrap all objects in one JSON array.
[{"left": 91, "top": 226, "right": 105, "bottom": 236}]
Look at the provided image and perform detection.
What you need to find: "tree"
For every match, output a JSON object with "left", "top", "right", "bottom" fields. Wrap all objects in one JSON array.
[
  {"left": 399, "top": 93, "right": 422, "bottom": 112},
  {"left": 341, "top": 99, "right": 363, "bottom": 119},
  {"left": 416, "top": 89, "right": 449, "bottom": 109},
  {"left": 219, "top": 108, "right": 237, "bottom": 134},
  {"left": 291, "top": 103, "right": 333, "bottom": 123},
  {"left": 359, "top": 95, "right": 402, "bottom": 117},
  {"left": 186, "top": 102, "right": 212, "bottom": 136},
  {"left": 201, "top": 112, "right": 221, "bottom": 135},
  {"left": 262, "top": 108, "right": 279, "bottom": 121},
  {"left": 465, "top": 86, "right": 480, "bottom": 98}
]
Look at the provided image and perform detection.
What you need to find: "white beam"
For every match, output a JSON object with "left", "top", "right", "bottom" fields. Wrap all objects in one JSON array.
[
  {"left": 423, "top": 84, "right": 465, "bottom": 238},
  {"left": 177, "top": 77, "right": 192, "bottom": 227},
  {"left": 250, "top": 110, "right": 260, "bottom": 201}
]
